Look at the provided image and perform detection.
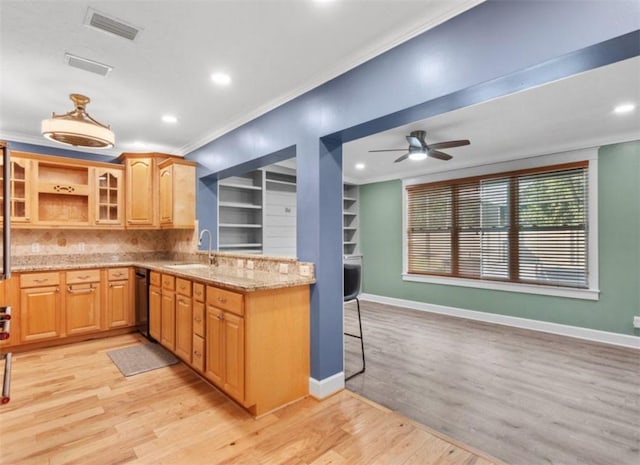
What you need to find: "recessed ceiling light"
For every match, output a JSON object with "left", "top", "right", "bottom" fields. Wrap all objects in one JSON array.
[
  {"left": 211, "top": 72, "right": 232, "bottom": 86},
  {"left": 133, "top": 141, "right": 149, "bottom": 148},
  {"left": 355, "top": 163, "right": 365, "bottom": 170},
  {"left": 162, "top": 114, "right": 178, "bottom": 124},
  {"left": 613, "top": 103, "right": 636, "bottom": 114}
]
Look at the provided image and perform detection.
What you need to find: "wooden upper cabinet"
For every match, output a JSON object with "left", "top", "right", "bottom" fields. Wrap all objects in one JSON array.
[
  {"left": 0, "top": 155, "right": 33, "bottom": 223},
  {"left": 120, "top": 154, "right": 157, "bottom": 228},
  {"left": 119, "top": 153, "right": 195, "bottom": 230},
  {"left": 158, "top": 158, "right": 196, "bottom": 229},
  {"left": 94, "top": 167, "right": 124, "bottom": 227}
]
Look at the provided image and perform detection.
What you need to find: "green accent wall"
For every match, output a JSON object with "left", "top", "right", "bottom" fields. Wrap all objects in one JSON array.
[{"left": 359, "top": 141, "right": 640, "bottom": 336}]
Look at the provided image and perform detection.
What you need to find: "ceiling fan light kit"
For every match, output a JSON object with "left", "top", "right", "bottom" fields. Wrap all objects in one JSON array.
[
  {"left": 369, "top": 129, "right": 470, "bottom": 163},
  {"left": 41, "top": 93, "right": 115, "bottom": 149}
]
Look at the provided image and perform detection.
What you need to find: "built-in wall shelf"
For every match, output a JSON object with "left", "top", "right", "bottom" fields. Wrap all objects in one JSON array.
[
  {"left": 219, "top": 223, "right": 262, "bottom": 228},
  {"left": 266, "top": 179, "right": 296, "bottom": 187},
  {"left": 219, "top": 202, "right": 263, "bottom": 209},
  {"left": 343, "top": 183, "right": 359, "bottom": 257},
  {"left": 218, "top": 182, "right": 262, "bottom": 191}
]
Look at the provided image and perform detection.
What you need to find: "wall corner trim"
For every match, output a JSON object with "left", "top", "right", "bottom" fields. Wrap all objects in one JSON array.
[
  {"left": 309, "top": 372, "right": 345, "bottom": 399},
  {"left": 360, "top": 293, "right": 640, "bottom": 350}
]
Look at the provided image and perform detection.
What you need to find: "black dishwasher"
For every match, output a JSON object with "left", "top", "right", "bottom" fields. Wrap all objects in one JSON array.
[{"left": 134, "top": 268, "right": 154, "bottom": 341}]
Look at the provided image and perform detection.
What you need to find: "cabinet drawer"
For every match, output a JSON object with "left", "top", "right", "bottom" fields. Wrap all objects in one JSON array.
[
  {"left": 20, "top": 272, "right": 60, "bottom": 288},
  {"left": 107, "top": 268, "right": 129, "bottom": 281},
  {"left": 176, "top": 278, "right": 191, "bottom": 296},
  {"left": 66, "top": 269, "right": 101, "bottom": 284},
  {"left": 193, "top": 301, "right": 204, "bottom": 337},
  {"left": 150, "top": 271, "right": 161, "bottom": 287},
  {"left": 207, "top": 286, "right": 244, "bottom": 316},
  {"left": 193, "top": 282, "right": 205, "bottom": 302},
  {"left": 192, "top": 335, "right": 204, "bottom": 372},
  {"left": 161, "top": 274, "right": 175, "bottom": 291}
]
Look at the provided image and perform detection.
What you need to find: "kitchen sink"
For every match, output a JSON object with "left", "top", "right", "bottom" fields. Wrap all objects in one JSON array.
[{"left": 165, "top": 263, "right": 210, "bottom": 270}]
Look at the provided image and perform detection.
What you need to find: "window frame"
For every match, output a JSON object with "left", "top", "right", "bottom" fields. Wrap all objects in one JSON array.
[{"left": 402, "top": 148, "right": 599, "bottom": 300}]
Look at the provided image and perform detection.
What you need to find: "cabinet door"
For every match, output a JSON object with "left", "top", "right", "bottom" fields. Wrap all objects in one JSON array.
[
  {"left": 106, "top": 279, "right": 130, "bottom": 328},
  {"left": 95, "top": 168, "right": 123, "bottom": 226},
  {"left": 192, "top": 335, "right": 205, "bottom": 372},
  {"left": 20, "top": 285, "right": 62, "bottom": 342},
  {"left": 65, "top": 283, "right": 101, "bottom": 335},
  {"left": 159, "top": 165, "right": 173, "bottom": 225},
  {"left": 149, "top": 285, "right": 162, "bottom": 341},
  {"left": 175, "top": 295, "right": 192, "bottom": 362},
  {"left": 205, "top": 305, "right": 224, "bottom": 386},
  {"left": 0, "top": 157, "right": 32, "bottom": 223},
  {"left": 223, "top": 312, "right": 245, "bottom": 402},
  {"left": 193, "top": 300, "right": 204, "bottom": 337},
  {"left": 160, "top": 290, "right": 176, "bottom": 350},
  {"left": 125, "top": 157, "right": 155, "bottom": 226}
]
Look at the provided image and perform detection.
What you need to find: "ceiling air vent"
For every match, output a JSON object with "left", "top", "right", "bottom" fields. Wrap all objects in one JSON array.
[
  {"left": 65, "top": 53, "right": 113, "bottom": 77},
  {"left": 84, "top": 8, "right": 141, "bottom": 41}
]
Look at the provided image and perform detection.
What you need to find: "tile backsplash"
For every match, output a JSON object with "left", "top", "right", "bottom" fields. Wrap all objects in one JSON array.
[{"left": 11, "top": 228, "right": 198, "bottom": 257}]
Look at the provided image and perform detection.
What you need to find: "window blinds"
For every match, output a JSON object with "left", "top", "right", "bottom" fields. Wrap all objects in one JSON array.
[{"left": 407, "top": 162, "right": 588, "bottom": 288}]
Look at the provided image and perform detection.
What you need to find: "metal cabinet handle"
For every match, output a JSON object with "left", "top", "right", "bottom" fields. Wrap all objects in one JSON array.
[
  {"left": 34, "top": 278, "right": 48, "bottom": 284},
  {"left": 217, "top": 314, "right": 224, "bottom": 321},
  {"left": 193, "top": 350, "right": 202, "bottom": 357},
  {"left": 77, "top": 275, "right": 90, "bottom": 280},
  {"left": 67, "top": 285, "right": 95, "bottom": 294},
  {"left": 217, "top": 296, "right": 226, "bottom": 303},
  {"left": 194, "top": 317, "right": 202, "bottom": 323},
  {"left": 113, "top": 272, "right": 124, "bottom": 277}
]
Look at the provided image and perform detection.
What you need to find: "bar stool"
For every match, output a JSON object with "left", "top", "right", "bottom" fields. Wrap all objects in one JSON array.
[{"left": 344, "top": 263, "right": 365, "bottom": 381}]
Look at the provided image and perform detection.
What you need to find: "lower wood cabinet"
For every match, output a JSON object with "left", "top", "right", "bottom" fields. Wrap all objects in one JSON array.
[
  {"left": 9, "top": 268, "right": 134, "bottom": 348},
  {"left": 105, "top": 268, "right": 132, "bottom": 328},
  {"left": 20, "top": 283, "right": 62, "bottom": 342},
  {"left": 149, "top": 272, "right": 162, "bottom": 341},
  {"left": 160, "top": 275, "right": 176, "bottom": 351},
  {"left": 65, "top": 269, "right": 101, "bottom": 335},
  {"left": 175, "top": 294, "right": 192, "bottom": 363}
]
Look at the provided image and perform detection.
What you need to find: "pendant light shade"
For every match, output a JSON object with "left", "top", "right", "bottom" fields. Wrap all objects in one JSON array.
[{"left": 41, "top": 94, "right": 115, "bottom": 149}]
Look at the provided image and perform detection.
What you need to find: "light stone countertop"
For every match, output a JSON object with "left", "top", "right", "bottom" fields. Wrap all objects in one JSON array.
[{"left": 11, "top": 259, "right": 315, "bottom": 292}]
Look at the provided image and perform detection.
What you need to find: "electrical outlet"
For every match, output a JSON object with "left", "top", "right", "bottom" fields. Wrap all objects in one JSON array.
[
  {"left": 246, "top": 260, "right": 254, "bottom": 270},
  {"left": 78, "top": 242, "right": 85, "bottom": 252},
  {"left": 237, "top": 259, "right": 245, "bottom": 268},
  {"left": 299, "top": 264, "right": 311, "bottom": 277},
  {"left": 31, "top": 242, "right": 40, "bottom": 253},
  {"left": 279, "top": 263, "right": 289, "bottom": 274},
  {"left": 633, "top": 316, "right": 640, "bottom": 329}
]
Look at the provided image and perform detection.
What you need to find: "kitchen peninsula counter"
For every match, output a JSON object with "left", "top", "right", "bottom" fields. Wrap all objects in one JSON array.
[{"left": 11, "top": 253, "right": 315, "bottom": 291}]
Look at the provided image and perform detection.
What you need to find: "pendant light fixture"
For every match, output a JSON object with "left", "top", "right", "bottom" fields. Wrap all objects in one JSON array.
[{"left": 41, "top": 93, "right": 115, "bottom": 149}]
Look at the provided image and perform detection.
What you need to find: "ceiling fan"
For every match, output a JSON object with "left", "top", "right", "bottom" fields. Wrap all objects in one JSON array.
[{"left": 369, "top": 130, "right": 470, "bottom": 163}]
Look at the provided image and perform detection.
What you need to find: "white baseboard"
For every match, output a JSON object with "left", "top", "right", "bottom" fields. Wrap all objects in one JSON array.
[
  {"left": 360, "top": 293, "right": 640, "bottom": 350},
  {"left": 309, "top": 371, "right": 345, "bottom": 399}
]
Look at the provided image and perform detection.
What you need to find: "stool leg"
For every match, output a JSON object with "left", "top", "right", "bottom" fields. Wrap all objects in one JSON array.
[{"left": 345, "top": 297, "right": 365, "bottom": 381}]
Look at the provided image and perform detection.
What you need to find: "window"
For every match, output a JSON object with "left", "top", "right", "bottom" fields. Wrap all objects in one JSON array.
[{"left": 406, "top": 161, "right": 589, "bottom": 289}]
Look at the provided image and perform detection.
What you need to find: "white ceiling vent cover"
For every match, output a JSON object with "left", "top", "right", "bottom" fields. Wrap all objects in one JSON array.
[
  {"left": 65, "top": 53, "right": 113, "bottom": 77},
  {"left": 84, "top": 8, "right": 141, "bottom": 41}
]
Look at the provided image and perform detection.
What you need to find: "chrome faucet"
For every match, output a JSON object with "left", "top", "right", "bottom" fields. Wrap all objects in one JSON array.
[{"left": 198, "top": 229, "right": 215, "bottom": 265}]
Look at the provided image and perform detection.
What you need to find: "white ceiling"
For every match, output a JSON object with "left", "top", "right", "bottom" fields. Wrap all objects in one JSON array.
[
  {"left": 343, "top": 57, "right": 640, "bottom": 183},
  {"left": 0, "top": 0, "right": 483, "bottom": 157}
]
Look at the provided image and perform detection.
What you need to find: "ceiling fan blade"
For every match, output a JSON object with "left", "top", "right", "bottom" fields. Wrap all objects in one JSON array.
[
  {"left": 429, "top": 139, "right": 470, "bottom": 150},
  {"left": 428, "top": 150, "right": 453, "bottom": 161},
  {"left": 369, "top": 148, "right": 408, "bottom": 152},
  {"left": 394, "top": 153, "right": 410, "bottom": 163},
  {"left": 406, "top": 135, "right": 422, "bottom": 148}
]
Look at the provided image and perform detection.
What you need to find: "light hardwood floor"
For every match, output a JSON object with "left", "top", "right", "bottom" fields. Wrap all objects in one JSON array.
[
  {"left": 0, "top": 333, "right": 504, "bottom": 465},
  {"left": 344, "top": 300, "right": 640, "bottom": 465}
]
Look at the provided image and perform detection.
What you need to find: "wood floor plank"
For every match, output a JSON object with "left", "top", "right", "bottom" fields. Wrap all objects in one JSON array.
[
  {"left": 345, "top": 300, "right": 640, "bottom": 465},
  {"left": 0, "top": 334, "right": 501, "bottom": 465}
]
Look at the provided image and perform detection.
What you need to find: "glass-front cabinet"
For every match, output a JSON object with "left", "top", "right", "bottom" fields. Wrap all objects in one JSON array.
[
  {"left": 94, "top": 167, "right": 123, "bottom": 226},
  {"left": 0, "top": 156, "right": 32, "bottom": 223}
]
